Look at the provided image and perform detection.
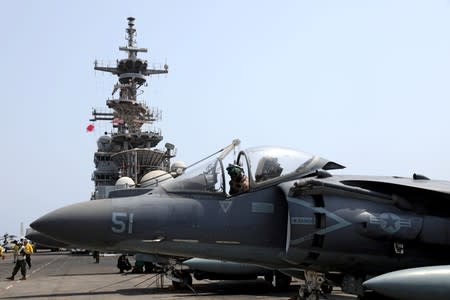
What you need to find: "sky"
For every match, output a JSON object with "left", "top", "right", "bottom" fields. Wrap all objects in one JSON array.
[{"left": 1, "top": 0, "right": 450, "bottom": 236}]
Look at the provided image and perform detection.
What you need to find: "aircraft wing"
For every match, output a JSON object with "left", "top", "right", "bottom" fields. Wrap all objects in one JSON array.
[
  {"left": 289, "top": 174, "right": 450, "bottom": 217},
  {"left": 340, "top": 175, "right": 450, "bottom": 197}
]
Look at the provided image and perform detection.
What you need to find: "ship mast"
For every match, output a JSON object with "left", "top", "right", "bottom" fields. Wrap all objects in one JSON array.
[
  {"left": 90, "top": 17, "right": 174, "bottom": 198},
  {"left": 92, "top": 16, "right": 168, "bottom": 134}
]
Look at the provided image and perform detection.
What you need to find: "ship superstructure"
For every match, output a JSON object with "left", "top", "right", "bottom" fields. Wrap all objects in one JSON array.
[{"left": 90, "top": 17, "right": 176, "bottom": 199}]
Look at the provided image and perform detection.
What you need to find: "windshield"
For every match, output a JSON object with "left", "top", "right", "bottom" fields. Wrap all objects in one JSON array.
[
  {"left": 162, "top": 156, "right": 224, "bottom": 194},
  {"left": 162, "top": 144, "right": 343, "bottom": 195},
  {"left": 240, "top": 147, "right": 315, "bottom": 184}
]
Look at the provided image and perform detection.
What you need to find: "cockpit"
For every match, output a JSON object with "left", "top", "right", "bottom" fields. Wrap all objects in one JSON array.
[{"left": 161, "top": 143, "right": 344, "bottom": 196}]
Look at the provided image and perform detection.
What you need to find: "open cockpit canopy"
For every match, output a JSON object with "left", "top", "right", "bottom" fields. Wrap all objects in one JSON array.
[{"left": 162, "top": 145, "right": 344, "bottom": 195}]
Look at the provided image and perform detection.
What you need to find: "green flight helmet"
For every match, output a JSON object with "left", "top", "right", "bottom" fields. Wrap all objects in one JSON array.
[{"left": 226, "top": 164, "right": 243, "bottom": 176}]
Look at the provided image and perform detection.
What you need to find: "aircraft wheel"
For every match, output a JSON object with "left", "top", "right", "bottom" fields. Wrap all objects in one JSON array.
[
  {"left": 183, "top": 272, "right": 193, "bottom": 287},
  {"left": 172, "top": 280, "right": 182, "bottom": 290},
  {"left": 321, "top": 282, "right": 333, "bottom": 294},
  {"left": 171, "top": 271, "right": 192, "bottom": 290},
  {"left": 299, "top": 288, "right": 320, "bottom": 300}
]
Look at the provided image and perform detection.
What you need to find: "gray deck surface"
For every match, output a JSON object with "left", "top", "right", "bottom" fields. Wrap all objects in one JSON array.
[{"left": 0, "top": 251, "right": 356, "bottom": 299}]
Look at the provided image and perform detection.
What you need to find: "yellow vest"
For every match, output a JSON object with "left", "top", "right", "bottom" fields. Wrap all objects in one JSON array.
[{"left": 24, "top": 243, "right": 33, "bottom": 254}]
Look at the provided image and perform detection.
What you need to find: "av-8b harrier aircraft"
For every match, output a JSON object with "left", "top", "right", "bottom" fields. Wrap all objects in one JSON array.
[{"left": 32, "top": 141, "right": 450, "bottom": 299}]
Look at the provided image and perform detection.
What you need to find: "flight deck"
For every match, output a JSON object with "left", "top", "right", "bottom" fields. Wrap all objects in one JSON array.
[{"left": 0, "top": 252, "right": 355, "bottom": 300}]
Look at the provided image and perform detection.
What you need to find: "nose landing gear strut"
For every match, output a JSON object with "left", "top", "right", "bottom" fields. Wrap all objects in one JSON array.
[{"left": 298, "top": 271, "right": 325, "bottom": 300}]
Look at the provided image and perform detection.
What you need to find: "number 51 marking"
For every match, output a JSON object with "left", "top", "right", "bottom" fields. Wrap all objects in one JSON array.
[{"left": 111, "top": 212, "right": 134, "bottom": 234}]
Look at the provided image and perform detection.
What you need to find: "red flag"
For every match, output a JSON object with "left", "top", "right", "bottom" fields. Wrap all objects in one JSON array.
[{"left": 86, "top": 124, "right": 95, "bottom": 132}]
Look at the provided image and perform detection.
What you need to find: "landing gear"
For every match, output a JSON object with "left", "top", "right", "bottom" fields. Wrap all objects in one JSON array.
[
  {"left": 321, "top": 282, "right": 333, "bottom": 294},
  {"left": 169, "top": 270, "right": 193, "bottom": 290},
  {"left": 298, "top": 271, "right": 325, "bottom": 300}
]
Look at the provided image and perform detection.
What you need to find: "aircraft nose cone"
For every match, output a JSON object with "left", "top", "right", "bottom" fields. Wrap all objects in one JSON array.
[{"left": 31, "top": 200, "right": 112, "bottom": 248}]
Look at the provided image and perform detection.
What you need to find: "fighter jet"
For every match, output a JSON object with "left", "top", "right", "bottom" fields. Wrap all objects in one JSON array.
[
  {"left": 32, "top": 140, "right": 450, "bottom": 299},
  {"left": 2, "top": 233, "right": 18, "bottom": 252}
]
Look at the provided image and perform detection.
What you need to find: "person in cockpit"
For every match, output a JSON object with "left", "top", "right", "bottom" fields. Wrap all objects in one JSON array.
[
  {"left": 255, "top": 157, "right": 283, "bottom": 182},
  {"left": 226, "top": 164, "right": 249, "bottom": 195}
]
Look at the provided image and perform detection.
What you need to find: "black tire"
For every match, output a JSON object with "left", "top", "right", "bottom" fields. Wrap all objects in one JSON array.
[
  {"left": 172, "top": 280, "right": 182, "bottom": 290},
  {"left": 321, "top": 283, "right": 333, "bottom": 294},
  {"left": 183, "top": 271, "right": 193, "bottom": 287},
  {"left": 172, "top": 271, "right": 192, "bottom": 290}
]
